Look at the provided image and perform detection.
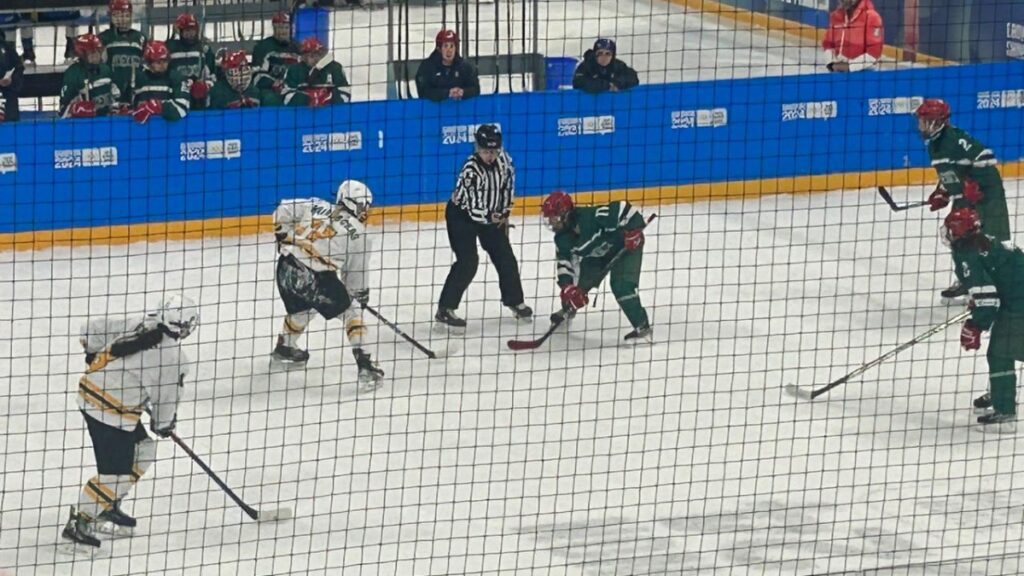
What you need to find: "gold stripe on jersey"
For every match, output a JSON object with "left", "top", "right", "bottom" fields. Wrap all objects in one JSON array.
[{"left": 78, "top": 377, "right": 143, "bottom": 423}]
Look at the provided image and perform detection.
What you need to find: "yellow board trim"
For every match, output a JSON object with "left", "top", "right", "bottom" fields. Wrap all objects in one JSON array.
[
  {"left": 3, "top": 163, "right": 1021, "bottom": 252},
  {"left": 663, "top": 0, "right": 951, "bottom": 66}
]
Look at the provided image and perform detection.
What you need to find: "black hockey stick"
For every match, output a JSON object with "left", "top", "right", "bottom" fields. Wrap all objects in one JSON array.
[
  {"left": 877, "top": 186, "right": 929, "bottom": 212},
  {"left": 170, "top": 432, "right": 292, "bottom": 522},
  {"left": 784, "top": 310, "right": 970, "bottom": 400},
  {"left": 508, "top": 213, "right": 657, "bottom": 351},
  {"left": 361, "top": 303, "right": 442, "bottom": 359}
]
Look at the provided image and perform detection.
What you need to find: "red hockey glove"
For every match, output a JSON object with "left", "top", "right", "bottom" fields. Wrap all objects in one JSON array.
[
  {"left": 305, "top": 88, "right": 331, "bottom": 107},
  {"left": 560, "top": 284, "right": 589, "bottom": 310},
  {"left": 963, "top": 179, "right": 984, "bottom": 205},
  {"left": 189, "top": 79, "right": 210, "bottom": 100},
  {"left": 68, "top": 100, "right": 97, "bottom": 118},
  {"left": 272, "top": 79, "right": 285, "bottom": 94},
  {"left": 960, "top": 320, "right": 982, "bottom": 351},
  {"left": 133, "top": 99, "right": 163, "bottom": 124},
  {"left": 927, "top": 186, "right": 950, "bottom": 212},
  {"left": 623, "top": 229, "right": 644, "bottom": 251},
  {"left": 227, "top": 96, "right": 260, "bottom": 109}
]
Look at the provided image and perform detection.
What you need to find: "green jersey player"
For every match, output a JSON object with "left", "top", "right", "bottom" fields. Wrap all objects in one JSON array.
[
  {"left": 98, "top": 0, "right": 147, "bottom": 103},
  {"left": 283, "top": 37, "right": 351, "bottom": 107},
  {"left": 917, "top": 98, "right": 1010, "bottom": 301},
  {"left": 208, "top": 50, "right": 274, "bottom": 109},
  {"left": 252, "top": 11, "right": 300, "bottom": 97},
  {"left": 60, "top": 34, "right": 122, "bottom": 118},
  {"left": 166, "top": 13, "right": 217, "bottom": 110},
  {"left": 944, "top": 207, "right": 1022, "bottom": 433},
  {"left": 130, "top": 41, "right": 189, "bottom": 124},
  {"left": 541, "top": 191, "right": 652, "bottom": 343}
]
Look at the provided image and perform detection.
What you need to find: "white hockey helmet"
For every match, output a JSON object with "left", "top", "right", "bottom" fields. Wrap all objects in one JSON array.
[
  {"left": 336, "top": 180, "right": 373, "bottom": 223},
  {"left": 158, "top": 293, "right": 200, "bottom": 340}
]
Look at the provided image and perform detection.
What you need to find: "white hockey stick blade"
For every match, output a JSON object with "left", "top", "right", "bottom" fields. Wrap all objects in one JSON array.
[
  {"left": 783, "top": 384, "right": 814, "bottom": 400},
  {"left": 257, "top": 507, "right": 293, "bottom": 522}
]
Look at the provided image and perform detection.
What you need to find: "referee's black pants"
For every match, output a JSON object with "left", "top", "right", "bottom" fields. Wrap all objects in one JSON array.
[{"left": 439, "top": 201, "right": 525, "bottom": 310}]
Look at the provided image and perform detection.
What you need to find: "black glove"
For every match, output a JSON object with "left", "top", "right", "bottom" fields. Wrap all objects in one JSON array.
[
  {"left": 489, "top": 211, "right": 510, "bottom": 227},
  {"left": 152, "top": 413, "right": 177, "bottom": 439},
  {"left": 353, "top": 288, "right": 370, "bottom": 306}
]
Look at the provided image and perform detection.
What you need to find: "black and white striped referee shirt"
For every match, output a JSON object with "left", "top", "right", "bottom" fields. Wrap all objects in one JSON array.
[{"left": 451, "top": 151, "right": 515, "bottom": 224}]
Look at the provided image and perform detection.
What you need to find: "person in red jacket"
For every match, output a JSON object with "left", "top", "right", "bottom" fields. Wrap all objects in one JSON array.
[{"left": 822, "top": 0, "right": 883, "bottom": 72}]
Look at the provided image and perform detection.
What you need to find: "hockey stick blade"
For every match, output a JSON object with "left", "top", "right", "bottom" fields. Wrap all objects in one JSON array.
[
  {"left": 783, "top": 384, "right": 814, "bottom": 400},
  {"left": 878, "top": 186, "right": 928, "bottom": 212},
  {"left": 507, "top": 336, "right": 548, "bottom": 351},
  {"left": 257, "top": 507, "right": 294, "bottom": 522}
]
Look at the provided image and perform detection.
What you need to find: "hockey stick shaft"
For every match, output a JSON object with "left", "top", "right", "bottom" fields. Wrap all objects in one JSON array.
[
  {"left": 878, "top": 186, "right": 929, "bottom": 212},
  {"left": 361, "top": 303, "right": 438, "bottom": 359},
  {"left": 170, "top": 432, "right": 260, "bottom": 520},
  {"left": 809, "top": 310, "right": 971, "bottom": 398}
]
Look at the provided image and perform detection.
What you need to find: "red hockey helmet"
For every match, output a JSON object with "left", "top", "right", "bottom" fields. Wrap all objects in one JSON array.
[
  {"left": 74, "top": 33, "right": 103, "bottom": 58},
  {"left": 300, "top": 36, "right": 325, "bottom": 54},
  {"left": 436, "top": 29, "right": 458, "bottom": 48},
  {"left": 916, "top": 98, "right": 951, "bottom": 141},
  {"left": 221, "top": 50, "right": 249, "bottom": 70},
  {"left": 943, "top": 207, "right": 981, "bottom": 244},
  {"left": 109, "top": 0, "right": 133, "bottom": 29},
  {"left": 143, "top": 40, "right": 170, "bottom": 62},
  {"left": 542, "top": 191, "right": 575, "bottom": 232},
  {"left": 272, "top": 11, "right": 291, "bottom": 25},
  {"left": 174, "top": 13, "right": 199, "bottom": 31},
  {"left": 221, "top": 50, "right": 252, "bottom": 91},
  {"left": 109, "top": 0, "right": 132, "bottom": 13}
]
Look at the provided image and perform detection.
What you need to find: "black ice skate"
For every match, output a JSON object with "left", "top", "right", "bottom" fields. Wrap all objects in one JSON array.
[
  {"left": 550, "top": 308, "right": 577, "bottom": 324},
  {"left": 435, "top": 307, "right": 467, "bottom": 330},
  {"left": 95, "top": 500, "right": 136, "bottom": 537},
  {"left": 20, "top": 39, "right": 36, "bottom": 65},
  {"left": 60, "top": 507, "right": 101, "bottom": 552},
  {"left": 272, "top": 336, "right": 310, "bottom": 365},
  {"left": 63, "top": 37, "right": 76, "bottom": 64},
  {"left": 354, "top": 349, "right": 384, "bottom": 389},
  {"left": 624, "top": 324, "right": 654, "bottom": 344},
  {"left": 973, "top": 392, "right": 993, "bottom": 415},
  {"left": 940, "top": 280, "right": 968, "bottom": 304},
  {"left": 507, "top": 303, "right": 533, "bottom": 321},
  {"left": 976, "top": 411, "right": 1016, "bottom": 434}
]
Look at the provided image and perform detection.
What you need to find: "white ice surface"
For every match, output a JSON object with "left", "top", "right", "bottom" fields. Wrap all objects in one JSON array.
[{"left": 2, "top": 179, "right": 1024, "bottom": 575}]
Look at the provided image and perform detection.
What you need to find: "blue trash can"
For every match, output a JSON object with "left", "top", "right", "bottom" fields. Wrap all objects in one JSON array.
[
  {"left": 545, "top": 56, "right": 578, "bottom": 91},
  {"left": 294, "top": 7, "right": 330, "bottom": 50}
]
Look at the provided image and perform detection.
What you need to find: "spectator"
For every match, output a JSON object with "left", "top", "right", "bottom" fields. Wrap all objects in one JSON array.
[
  {"left": 131, "top": 41, "right": 189, "bottom": 124},
  {"left": 415, "top": 29, "right": 480, "bottom": 102},
  {"left": 167, "top": 13, "right": 217, "bottom": 110},
  {"left": 60, "top": 34, "right": 122, "bottom": 118},
  {"left": 823, "top": 0, "right": 883, "bottom": 72},
  {"left": 0, "top": 29, "right": 24, "bottom": 122},
  {"left": 210, "top": 50, "right": 274, "bottom": 109},
  {"left": 252, "top": 11, "right": 299, "bottom": 103},
  {"left": 572, "top": 38, "right": 638, "bottom": 94},
  {"left": 99, "top": 0, "right": 147, "bottom": 103},
  {"left": 283, "top": 37, "right": 351, "bottom": 107}
]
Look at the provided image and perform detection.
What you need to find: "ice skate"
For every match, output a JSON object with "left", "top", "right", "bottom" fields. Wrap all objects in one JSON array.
[
  {"left": 95, "top": 500, "right": 136, "bottom": 538},
  {"left": 271, "top": 336, "right": 309, "bottom": 365},
  {"left": 434, "top": 307, "right": 467, "bottom": 332},
  {"left": 507, "top": 303, "right": 533, "bottom": 322},
  {"left": 354, "top": 349, "right": 384, "bottom": 390},
  {"left": 973, "top": 392, "right": 992, "bottom": 415},
  {"left": 550, "top": 308, "right": 576, "bottom": 324},
  {"left": 976, "top": 411, "right": 1016, "bottom": 434},
  {"left": 58, "top": 507, "right": 101, "bottom": 556},
  {"left": 940, "top": 279, "right": 968, "bottom": 305},
  {"left": 623, "top": 323, "right": 654, "bottom": 344}
]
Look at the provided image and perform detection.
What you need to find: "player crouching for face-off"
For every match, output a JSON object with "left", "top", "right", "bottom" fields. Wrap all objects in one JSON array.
[
  {"left": 944, "top": 208, "right": 1021, "bottom": 433},
  {"left": 271, "top": 180, "right": 384, "bottom": 388},
  {"left": 61, "top": 294, "right": 199, "bottom": 553},
  {"left": 542, "top": 191, "right": 652, "bottom": 343}
]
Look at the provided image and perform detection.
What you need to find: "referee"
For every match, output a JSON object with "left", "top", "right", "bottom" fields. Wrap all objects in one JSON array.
[{"left": 436, "top": 124, "right": 533, "bottom": 329}]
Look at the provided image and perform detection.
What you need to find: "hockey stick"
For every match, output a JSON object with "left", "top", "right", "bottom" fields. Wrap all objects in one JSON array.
[
  {"left": 361, "top": 303, "right": 442, "bottom": 359},
  {"left": 878, "top": 186, "right": 929, "bottom": 212},
  {"left": 508, "top": 213, "right": 657, "bottom": 351},
  {"left": 170, "top": 432, "right": 293, "bottom": 522},
  {"left": 784, "top": 310, "right": 970, "bottom": 400}
]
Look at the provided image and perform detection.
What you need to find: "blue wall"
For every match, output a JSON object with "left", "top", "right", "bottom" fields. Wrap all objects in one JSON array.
[{"left": 1, "top": 61, "right": 1023, "bottom": 234}]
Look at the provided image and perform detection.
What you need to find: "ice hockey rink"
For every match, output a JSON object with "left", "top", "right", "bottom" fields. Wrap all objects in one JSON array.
[{"left": 2, "top": 177, "right": 1024, "bottom": 576}]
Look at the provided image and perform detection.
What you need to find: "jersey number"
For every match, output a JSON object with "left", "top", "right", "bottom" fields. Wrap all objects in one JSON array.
[{"left": 958, "top": 138, "right": 972, "bottom": 152}]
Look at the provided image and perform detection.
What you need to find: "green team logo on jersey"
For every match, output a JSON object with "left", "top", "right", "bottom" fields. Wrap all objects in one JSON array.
[{"left": 109, "top": 54, "right": 140, "bottom": 69}]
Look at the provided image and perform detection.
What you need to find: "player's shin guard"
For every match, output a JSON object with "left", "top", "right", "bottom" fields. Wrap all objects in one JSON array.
[
  {"left": 279, "top": 310, "right": 313, "bottom": 348},
  {"left": 78, "top": 436, "right": 155, "bottom": 535},
  {"left": 343, "top": 308, "right": 367, "bottom": 348},
  {"left": 615, "top": 291, "right": 650, "bottom": 332},
  {"left": 987, "top": 354, "right": 1017, "bottom": 416}
]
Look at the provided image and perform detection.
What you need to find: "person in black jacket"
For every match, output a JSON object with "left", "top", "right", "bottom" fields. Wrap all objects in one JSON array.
[
  {"left": 0, "top": 29, "right": 24, "bottom": 122},
  {"left": 572, "top": 38, "right": 639, "bottom": 94},
  {"left": 416, "top": 29, "right": 480, "bottom": 102}
]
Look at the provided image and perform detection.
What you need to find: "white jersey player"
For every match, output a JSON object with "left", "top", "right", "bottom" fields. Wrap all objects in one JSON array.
[
  {"left": 61, "top": 294, "right": 199, "bottom": 552},
  {"left": 272, "top": 179, "right": 384, "bottom": 387}
]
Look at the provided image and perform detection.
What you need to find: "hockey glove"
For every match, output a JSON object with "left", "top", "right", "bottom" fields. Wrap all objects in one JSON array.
[
  {"left": 272, "top": 79, "right": 285, "bottom": 94},
  {"left": 353, "top": 288, "right": 370, "bottom": 306},
  {"left": 927, "top": 186, "right": 951, "bottom": 212},
  {"left": 960, "top": 320, "right": 982, "bottom": 351},
  {"left": 560, "top": 284, "right": 589, "bottom": 310},
  {"left": 68, "top": 100, "right": 97, "bottom": 118},
  {"left": 623, "top": 229, "right": 644, "bottom": 251},
  {"left": 963, "top": 179, "right": 984, "bottom": 205},
  {"left": 227, "top": 96, "right": 260, "bottom": 109},
  {"left": 151, "top": 413, "right": 177, "bottom": 439},
  {"left": 133, "top": 99, "right": 163, "bottom": 125},
  {"left": 489, "top": 211, "right": 510, "bottom": 228},
  {"left": 189, "top": 79, "right": 210, "bottom": 100},
  {"left": 305, "top": 88, "right": 331, "bottom": 107}
]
